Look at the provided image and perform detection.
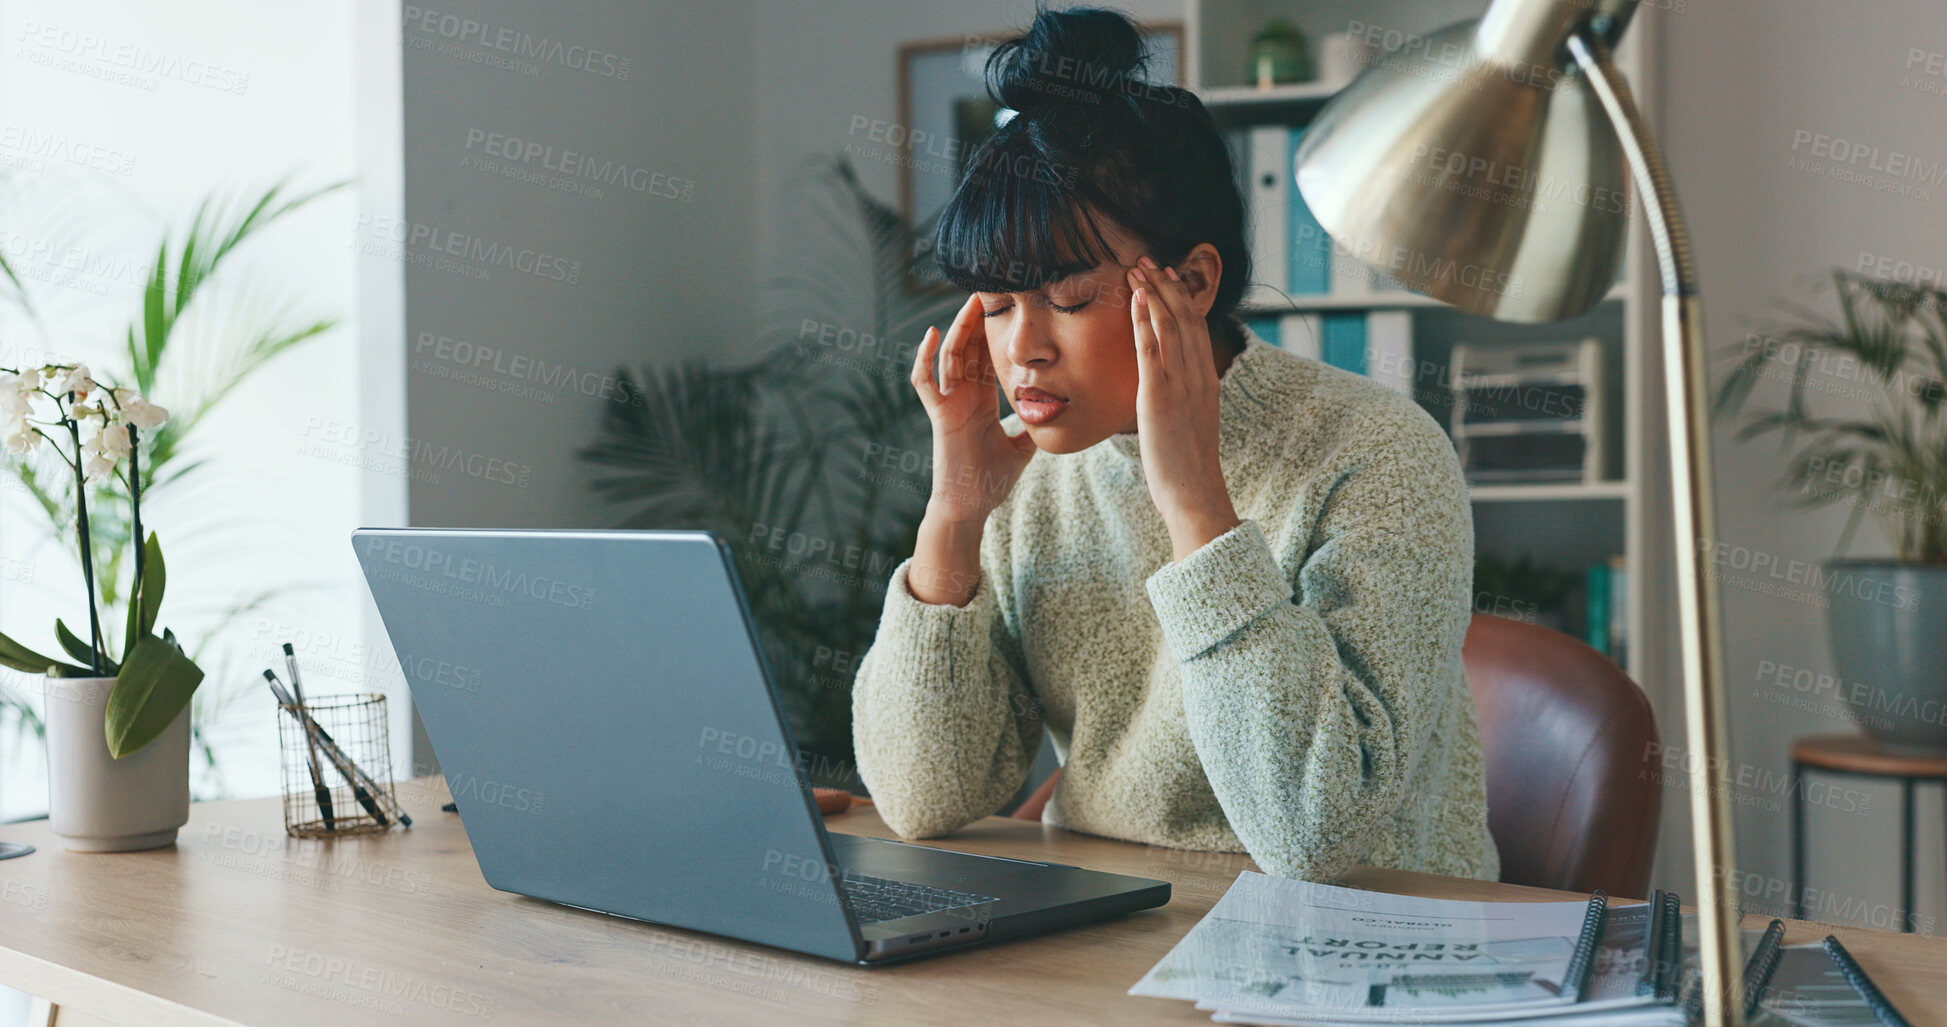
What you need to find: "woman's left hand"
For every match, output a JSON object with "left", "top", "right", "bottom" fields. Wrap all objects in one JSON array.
[{"left": 1127, "top": 255, "right": 1241, "bottom": 561}]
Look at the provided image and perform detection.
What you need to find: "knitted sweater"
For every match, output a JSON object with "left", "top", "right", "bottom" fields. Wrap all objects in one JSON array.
[{"left": 850, "top": 331, "right": 1501, "bottom": 883}]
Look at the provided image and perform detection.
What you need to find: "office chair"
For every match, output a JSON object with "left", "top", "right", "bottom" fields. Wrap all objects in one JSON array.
[{"left": 1013, "top": 613, "right": 1661, "bottom": 898}]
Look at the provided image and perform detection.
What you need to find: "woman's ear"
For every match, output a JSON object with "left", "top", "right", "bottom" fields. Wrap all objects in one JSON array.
[{"left": 1176, "top": 243, "right": 1223, "bottom": 318}]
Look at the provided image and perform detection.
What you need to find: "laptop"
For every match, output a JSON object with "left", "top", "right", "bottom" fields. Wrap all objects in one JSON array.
[{"left": 352, "top": 526, "right": 1169, "bottom": 965}]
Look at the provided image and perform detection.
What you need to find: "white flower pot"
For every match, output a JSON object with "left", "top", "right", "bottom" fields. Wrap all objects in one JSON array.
[{"left": 43, "top": 676, "right": 191, "bottom": 852}]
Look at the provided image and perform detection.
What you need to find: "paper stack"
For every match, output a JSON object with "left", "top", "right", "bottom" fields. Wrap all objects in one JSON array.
[{"left": 1130, "top": 871, "right": 1909, "bottom": 1027}]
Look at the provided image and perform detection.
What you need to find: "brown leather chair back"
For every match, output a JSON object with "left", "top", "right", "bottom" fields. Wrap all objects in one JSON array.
[
  {"left": 1015, "top": 613, "right": 1660, "bottom": 897},
  {"left": 1463, "top": 613, "right": 1660, "bottom": 898}
]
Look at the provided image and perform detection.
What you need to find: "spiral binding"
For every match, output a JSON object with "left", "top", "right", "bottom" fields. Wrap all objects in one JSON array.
[
  {"left": 1562, "top": 890, "right": 1608, "bottom": 1002},
  {"left": 1822, "top": 935, "right": 1911, "bottom": 1027}
]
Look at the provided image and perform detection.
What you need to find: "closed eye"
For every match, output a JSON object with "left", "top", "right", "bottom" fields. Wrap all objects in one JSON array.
[{"left": 978, "top": 296, "right": 1090, "bottom": 317}]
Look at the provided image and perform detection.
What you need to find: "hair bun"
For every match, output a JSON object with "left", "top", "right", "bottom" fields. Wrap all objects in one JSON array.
[{"left": 987, "top": 6, "right": 1150, "bottom": 116}]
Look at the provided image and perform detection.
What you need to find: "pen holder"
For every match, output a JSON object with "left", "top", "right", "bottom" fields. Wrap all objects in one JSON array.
[{"left": 277, "top": 693, "right": 399, "bottom": 838}]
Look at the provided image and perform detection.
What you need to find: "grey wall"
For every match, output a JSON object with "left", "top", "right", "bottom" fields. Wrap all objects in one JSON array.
[
  {"left": 1660, "top": 0, "right": 1947, "bottom": 931},
  {"left": 749, "top": 0, "right": 1183, "bottom": 267},
  {"left": 402, "top": 0, "right": 758, "bottom": 531}
]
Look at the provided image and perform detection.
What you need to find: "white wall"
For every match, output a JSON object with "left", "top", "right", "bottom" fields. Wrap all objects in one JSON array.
[{"left": 0, "top": 0, "right": 407, "bottom": 812}]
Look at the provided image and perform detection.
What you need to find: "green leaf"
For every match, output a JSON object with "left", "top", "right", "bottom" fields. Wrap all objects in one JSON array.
[
  {"left": 138, "top": 533, "right": 166, "bottom": 640},
  {"left": 53, "top": 619, "right": 112, "bottom": 675},
  {"left": 0, "top": 629, "right": 90, "bottom": 677},
  {"left": 140, "top": 238, "right": 168, "bottom": 385},
  {"left": 104, "top": 633, "right": 204, "bottom": 758}
]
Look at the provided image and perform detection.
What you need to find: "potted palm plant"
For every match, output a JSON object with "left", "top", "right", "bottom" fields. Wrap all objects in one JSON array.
[
  {"left": 0, "top": 363, "right": 204, "bottom": 850},
  {"left": 0, "top": 179, "right": 341, "bottom": 807},
  {"left": 581, "top": 157, "right": 958, "bottom": 766},
  {"left": 1717, "top": 270, "right": 1947, "bottom": 754}
]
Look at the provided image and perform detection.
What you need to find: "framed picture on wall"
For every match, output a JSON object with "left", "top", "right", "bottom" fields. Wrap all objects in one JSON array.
[{"left": 896, "top": 22, "right": 1183, "bottom": 293}]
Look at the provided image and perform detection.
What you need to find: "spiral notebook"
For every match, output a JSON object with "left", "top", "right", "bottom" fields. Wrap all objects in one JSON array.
[
  {"left": 1131, "top": 871, "right": 1612, "bottom": 1018},
  {"left": 1133, "top": 873, "right": 1911, "bottom": 1027}
]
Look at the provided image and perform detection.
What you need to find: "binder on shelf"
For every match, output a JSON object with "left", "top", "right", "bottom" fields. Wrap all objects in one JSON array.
[
  {"left": 1584, "top": 559, "right": 1611, "bottom": 655},
  {"left": 1244, "top": 315, "right": 1281, "bottom": 349},
  {"left": 1280, "top": 313, "right": 1322, "bottom": 362},
  {"left": 1244, "top": 125, "right": 1289, "bottom": 310},
  {"left": 1286, "top": 128, "right": 1331, "bottom": 296},
  {"left": 1366, "top": 310, "right": 1415, "bottom": 397},
  {"left": 1320, "top": 313, "right": 1366, "bottom": 374}
]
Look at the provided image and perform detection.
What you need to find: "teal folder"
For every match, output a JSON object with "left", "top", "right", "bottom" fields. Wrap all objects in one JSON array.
[
  {"left": 1321, "top": 313, "right": 1366, "bottom": 374},
  {"left": 1287, "top": 128, "right": 1331, "bottom": 295}
]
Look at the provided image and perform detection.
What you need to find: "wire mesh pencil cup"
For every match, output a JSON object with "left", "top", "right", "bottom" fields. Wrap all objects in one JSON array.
[{"left": 277, "top": 692, "right": 400, "bottom": 838}]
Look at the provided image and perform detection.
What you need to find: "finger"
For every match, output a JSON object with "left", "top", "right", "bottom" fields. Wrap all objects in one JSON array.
[
  {"left": 1130, "top": 283, "right": 1162, "bottom": 385},
  {"left": 1159, "top": 263, "right": 1217, "bottom": 385},
  {"left": 910, "top": 325, "right": 941, "bottom": 397},
  {"left": 940, "top": 293, "right": 984, "bottom": 396},
  {"left": 1139, "top": 257, "right": 1194, "bottom": 328},
  {"left": 1134, "top": 268, "right": 1180, "bottom": 379},
  {"left": 968, "top": 340, "right": 1004, "bottom": 416}
]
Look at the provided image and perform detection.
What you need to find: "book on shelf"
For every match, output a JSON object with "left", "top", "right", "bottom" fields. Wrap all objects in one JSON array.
[
  {"left": 1608, "top": 554, "right": 1629, "bottom": 669},
  {"left": 1230, "top": 125, "right": 1359, "bottom": 307},
  {"left": 1584, "top": 559, "right": 1610, "bottom": 655},
  {"left": 1581, "top": 555, "right": 1628, "bottom": 664},
  {"left": 1227, "top": 125, "right": 1413, "bottom": 396},
  {"left": 1133, "top": 874, "right": 1913, "bottom": 1026}
]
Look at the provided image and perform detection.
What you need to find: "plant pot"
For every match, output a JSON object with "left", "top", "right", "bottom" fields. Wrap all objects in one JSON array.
[
  {"left": 43, "top": 676, "right": 191, "bottom": 852},
  {"left": 1826, "top": 561, "right": 1947, "bottom": 756}
]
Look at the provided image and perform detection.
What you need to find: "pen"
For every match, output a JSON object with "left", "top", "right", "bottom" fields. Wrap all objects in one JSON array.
[
  {"left": 264, "top": 671, "right": 411, "bottom": 828},
  {"left": 282, "top": 644, "right": 336, "bottom": 830}
]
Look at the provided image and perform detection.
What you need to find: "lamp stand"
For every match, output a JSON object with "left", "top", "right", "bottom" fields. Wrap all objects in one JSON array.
[{"left": 1570, "top": 31, "right": 1744, "bottom": 1027}]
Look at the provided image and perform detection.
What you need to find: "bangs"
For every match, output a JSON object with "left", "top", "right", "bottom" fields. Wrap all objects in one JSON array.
[{"left": 931, "top": 134, "right": 1117, "bottom": 295}]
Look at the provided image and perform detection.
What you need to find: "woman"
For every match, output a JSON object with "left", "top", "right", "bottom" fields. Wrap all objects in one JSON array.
[{"left": 851, "top": 4, "right": 1500, "bottom": 883}]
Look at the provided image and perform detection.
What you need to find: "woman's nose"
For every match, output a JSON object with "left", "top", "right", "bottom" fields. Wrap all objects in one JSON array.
[{"left": 1003, "top": 314, "right": 1057, "bottom": 367}]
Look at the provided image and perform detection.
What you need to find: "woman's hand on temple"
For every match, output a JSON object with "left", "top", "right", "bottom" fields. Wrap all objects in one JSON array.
[
  {"left": 1127, "top": 256, "right": 1241, "bottom": 561},
  {"left": 911, "top": 293, "right": 1037, "bottom": 528}
]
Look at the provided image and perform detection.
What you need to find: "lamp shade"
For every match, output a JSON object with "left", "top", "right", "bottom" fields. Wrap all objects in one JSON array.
[{"left": 1293, "top": 8, "right": 1631, "bottom": 323}]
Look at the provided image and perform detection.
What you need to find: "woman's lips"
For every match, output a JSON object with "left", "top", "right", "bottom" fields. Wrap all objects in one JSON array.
[{"left": 1013, "top": 386, "right": 1069, "bottom": 425}]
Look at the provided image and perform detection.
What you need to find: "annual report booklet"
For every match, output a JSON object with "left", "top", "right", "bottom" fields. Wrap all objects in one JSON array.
[
  {"left": 1129, "top": 870, "right": 1606, "bottom": 1017},
  {"left": 1134, "top": 872, "right": 1912, "bottom": 1027}
]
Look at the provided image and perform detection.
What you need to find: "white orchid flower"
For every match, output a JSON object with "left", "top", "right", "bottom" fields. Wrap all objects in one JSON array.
[
  {"left": 3, "top": 424, "right": 34, "bottom": 455},
  {"left": 76, "top": 423, "right": 131, "bottom": 482},
  {"left": 48, "top": 364, "right": 94, "bottom": 402},
  {"left": 112, "top": 388, "right": 170, "bottom": 430},
  {"left": 84, "top": 423, "right": 133, "bottom": 458},
  {"left": 0, "top": 383, "right": 30, "bottom": 422},
  {"left": 81, "top": 451, "right": 117, "bottom": 482}
]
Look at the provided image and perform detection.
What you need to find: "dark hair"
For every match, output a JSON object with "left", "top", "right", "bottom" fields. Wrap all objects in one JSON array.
[{"left": 931, "top": 4, "right": 1250, "bottom": 341}]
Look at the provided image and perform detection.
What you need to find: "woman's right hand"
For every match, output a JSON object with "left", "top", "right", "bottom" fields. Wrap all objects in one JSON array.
[{"left": 911, "top": 294, "right": 1038, "bottom": 527}]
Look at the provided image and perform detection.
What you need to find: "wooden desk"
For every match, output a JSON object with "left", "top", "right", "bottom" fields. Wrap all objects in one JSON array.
[{"left": 1, "top": 778, "right": 1942, "bottom": 1026}]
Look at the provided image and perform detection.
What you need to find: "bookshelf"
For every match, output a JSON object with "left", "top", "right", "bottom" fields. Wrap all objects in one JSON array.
[{"left": 1185, "top": 0, "right": 1668, "bottom": 677}]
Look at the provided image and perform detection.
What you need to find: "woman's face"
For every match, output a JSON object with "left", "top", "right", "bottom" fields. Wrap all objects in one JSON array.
[{"left": 977, "top": 220, "right": 1216, "bottom": 455}]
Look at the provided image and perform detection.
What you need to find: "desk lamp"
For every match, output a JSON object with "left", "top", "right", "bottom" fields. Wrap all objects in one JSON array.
[{"left": 1293, "top": 0, "right": 1740, "bottom": 1022}]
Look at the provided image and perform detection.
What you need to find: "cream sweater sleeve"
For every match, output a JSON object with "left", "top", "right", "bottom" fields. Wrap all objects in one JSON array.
[
  {"left": 851, "top": 514, "right": 1043, "bottom": 839},
  {"left": 1143, "top": 409, "right": 1475, "bottom": 883}
]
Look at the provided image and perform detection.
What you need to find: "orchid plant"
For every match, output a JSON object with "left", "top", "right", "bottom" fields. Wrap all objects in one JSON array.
[{"left": 0, "top": 360, "right": 204, "bottom": 758}]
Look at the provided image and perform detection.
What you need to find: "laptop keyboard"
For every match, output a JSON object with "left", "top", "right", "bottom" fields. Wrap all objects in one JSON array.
[{"left": 837, "top": 872, "right": 999, "bottom": 924}]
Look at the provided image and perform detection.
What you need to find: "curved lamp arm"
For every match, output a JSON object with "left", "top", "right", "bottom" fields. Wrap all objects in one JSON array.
[{"left": 1570, "top": 30, "right": 1744, "bottom": 1027}]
